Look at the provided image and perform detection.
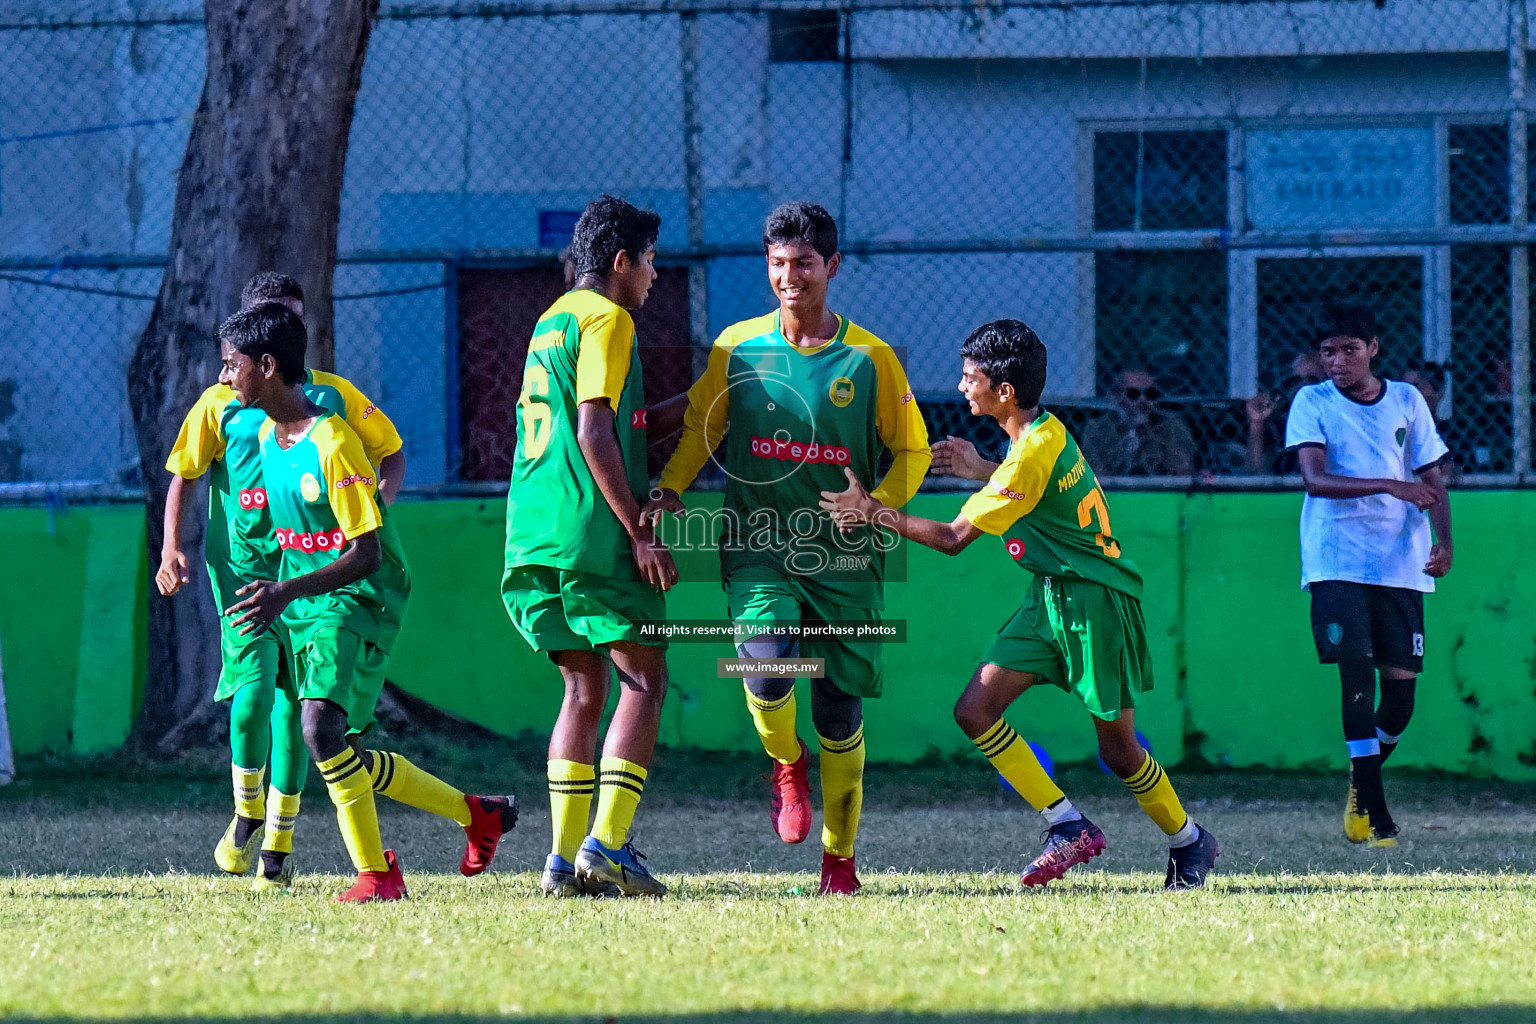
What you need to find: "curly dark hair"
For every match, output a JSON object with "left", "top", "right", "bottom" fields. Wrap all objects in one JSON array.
[
  {"left": 960, "top": 319, "right": 1047, "bottom": 408},
  {"left": 569, "top": 194, "right": 661, "bottom": 280},
  {"left": 762, "top": 201, "right": 838, "bottom": 261},
  {"left": 240, "top": 271, "right": 304, "bottom": 310},
  {"left": 218, "top": 302, "right": 308, "bottom": 385}
]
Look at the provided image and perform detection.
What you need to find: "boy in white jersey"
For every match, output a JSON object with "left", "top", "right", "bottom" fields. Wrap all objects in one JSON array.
[{"left": 1284, "top": 304, "right": 1452, "bottom": 847}]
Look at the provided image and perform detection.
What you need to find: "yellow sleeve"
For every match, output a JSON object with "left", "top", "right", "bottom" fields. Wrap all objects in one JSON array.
[
  {"left": 866, "top": 347, "right": 932, "bottom": 508},
  {"left": 319, "top": 422, "right": 385, "bottom": 541},
  {"left": 656, "top": 340, "right": 734, "bottom": 494},
  {"left": 574, "top": 307, "right": 636, "bottom": 413},
  {"left": 164, "top": 386, "right": 231, "bottom": 478},
  {"left": 310, "top": 370, "right": 403, "bottom": 467},
  {"left": 959, "top": 432, "right": 1065, "bottom": 535}
]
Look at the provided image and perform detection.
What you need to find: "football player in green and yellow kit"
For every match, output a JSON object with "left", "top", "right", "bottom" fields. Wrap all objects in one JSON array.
[
  {"left": 158, "top": 274, "right": 408, "bottom": 889},
  {"left": 643, "top": 202, "right": 930, "bottom": 895},
  {"left": 217, "top": 302, "right": 514, "bottom": 902},
  {"left": 503, "top": 195, "right": 675, "bottom": 898},
  {"left": 820, "top": 319, "right": 1220, "bottom": 890}
]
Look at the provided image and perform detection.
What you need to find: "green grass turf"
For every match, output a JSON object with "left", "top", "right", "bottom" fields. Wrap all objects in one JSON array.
[{"left": 3, "top": 745, "right": 1536, "bottom": 1022}]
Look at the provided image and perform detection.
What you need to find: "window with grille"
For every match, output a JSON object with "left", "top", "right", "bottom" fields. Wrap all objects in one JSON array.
[
  {"left": 1093, "top": 130, "right": 1227, "bottom": 232},
  {"left": 1448, "top": 123, "right": 1509, "bottom": 226},
  {"left": 769, "top": 11, "right": 840, "bottom": 63}
]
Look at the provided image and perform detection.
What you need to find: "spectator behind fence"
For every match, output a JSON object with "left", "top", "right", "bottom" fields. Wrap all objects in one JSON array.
[
  {"left": 1244, "top": 351, "right": 1326, "bottom": 474},
  {"left": 1403, "top": 363, "right": 1460, "bottom": 480},
  {"left": 1079, "top": 370, "right": 1195, "bottom": 476}
]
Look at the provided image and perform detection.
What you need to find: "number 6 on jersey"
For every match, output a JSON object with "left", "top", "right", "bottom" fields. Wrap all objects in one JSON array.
[{"left": 519, "top": 365, "right": 553, "bottom": 459}]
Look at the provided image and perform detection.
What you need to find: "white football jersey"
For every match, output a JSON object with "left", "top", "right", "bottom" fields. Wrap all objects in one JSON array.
[{"left": 1284, "top": 379, "right": 1449, "bottom": 593}]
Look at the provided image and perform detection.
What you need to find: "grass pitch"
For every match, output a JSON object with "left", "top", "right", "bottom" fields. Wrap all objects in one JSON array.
[{"left": 3, "top": 744, "right": 1535, "bottom": 1022}]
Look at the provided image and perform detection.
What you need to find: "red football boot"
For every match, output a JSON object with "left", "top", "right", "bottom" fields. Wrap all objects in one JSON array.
[
  {"left": 819, "top": 851, "right": 862, "bottom": 896},
  {"left": 460, "top": 794, "right": 518, "bottom": 876},
  {"left": 1020, "top": 816, "right": 1107, "bottom": 888},
  {"left": 333, "top": 849, "right": 408, "bottom": 903},
  {"left": 767, "top": 741, "right": 812, "bottom": 844}
]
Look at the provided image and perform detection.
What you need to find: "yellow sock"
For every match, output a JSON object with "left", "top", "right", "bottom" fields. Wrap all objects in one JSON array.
[
  {"left": 744, "top": 684, "right": 801, "bottom": 763},
  {"left": 261, "top": 789, "right": 301, "bottom": 854},
  {"left": 318, "top": 749, "right": 387, "bottom": 873},
  {"left": 591, "top": 757, "right": 647, "bottom": 849},
  {"left": 1124, "top": 754, "right": 1189, "bottom": 836},
  {"left": 818, "top": 727, "right": 865, "bottom": 859},
  {"left": 366, "top": 750, "right": 471, "bottom": 827},
  {"left": 548, "top": 759, "right": 596, "bottom": 863},
  {"left": 232, "top": 763, "right": 266, "bottom": 820},
  {"left": 974, "top": 720, "right": 1065, "bottom": 813}
]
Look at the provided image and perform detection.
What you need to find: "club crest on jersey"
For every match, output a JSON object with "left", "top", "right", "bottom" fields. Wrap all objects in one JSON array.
[
  {"left": 631, "top": 409, "right": 647, "bottom": 429},
  {"left": 236, "top": 488, "right": 267, "bottom": 510},
  {"left": 300, "top": 473, "right": 322, "bottom": 503},
  {"left": 1005, "top": 538, "right": 1027, "bottom": 561},
  {"left": 829, "top": 376, "right": 855, "bottom": 408},
  {"left": 1395, "top": 426, "right": 1407, "bottom": 446}
]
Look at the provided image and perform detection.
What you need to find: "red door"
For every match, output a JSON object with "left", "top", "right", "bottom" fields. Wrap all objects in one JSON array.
[{"left": 456, "top": 266, "right": 695, "bottom": 481}]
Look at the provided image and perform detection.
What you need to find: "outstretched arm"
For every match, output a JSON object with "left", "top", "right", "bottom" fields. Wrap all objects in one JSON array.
[{"left": 820, "top": 467, "right": 983, "bottom": 556}]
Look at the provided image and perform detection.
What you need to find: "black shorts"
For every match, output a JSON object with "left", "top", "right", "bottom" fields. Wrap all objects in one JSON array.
[{"left": 1309, "top": 580, "right": 1425, "bottom": 673}]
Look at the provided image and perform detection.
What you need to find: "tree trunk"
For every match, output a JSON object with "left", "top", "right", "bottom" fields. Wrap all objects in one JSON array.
[{"left": 128, "top": 0, "right": 378, "bottom": 753}]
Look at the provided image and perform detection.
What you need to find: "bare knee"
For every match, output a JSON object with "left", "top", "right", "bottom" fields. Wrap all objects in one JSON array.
[
  {"left": 616, "top": 671, "right": 667, "bottom": 712},
  {"left": 954, "top": 667, "right": 1004, "bottom": 738},
  {"left": 300, "top": 701, "right": 348, "bottom": 763},
  {"left": 1096, "top": 727, "right": 1145, "bottom": 778}
]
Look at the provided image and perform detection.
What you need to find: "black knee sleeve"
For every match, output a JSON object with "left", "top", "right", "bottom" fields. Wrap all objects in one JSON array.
[
  {"left": 1376, "top": 676, "right": 1416, "bottom": 740},
  {"left": 740, "top": 633, "right": 797, "bottom": 702},
  {"left": 1338, "top": 657, "right": 1377, "bottom": 743},
  {"left": 810, "top": 677, "right": 863, "bottom": 742}
]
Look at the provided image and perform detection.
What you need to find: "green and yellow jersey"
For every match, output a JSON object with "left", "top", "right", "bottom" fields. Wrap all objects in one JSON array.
[
  {"left": 504, "top": 288, "right": 649, "bottom": 582},
  {"left": 658, "top": 312, "right": 931, "bottom": 609},
  {"left": 257, "top": 412, "right": 410, "bottom": 652},
  {"left": 960, "top": 411, "right": 1142, "bottom": 599},
  {"left": 165, "top": 370, "right": 402, "bottom": 591}
]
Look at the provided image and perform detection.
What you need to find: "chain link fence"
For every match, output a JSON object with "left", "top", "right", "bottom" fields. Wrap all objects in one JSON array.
[{"left": 4, "top": 0, "right": 1536, "bottom": 498}]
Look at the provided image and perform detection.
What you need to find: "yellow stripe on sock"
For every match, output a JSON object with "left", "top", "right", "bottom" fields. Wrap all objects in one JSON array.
[
  {"left": 818, "top": 729, "right": 865, "bottom": 859},
  {"left": 317, "top": 749, "right": 386, "bottom": 873},
  {"left": 548, "top": 759, "right": 596, "bottom": 863},
  {"left": 591, "top": 757, "right": 647, "bottom": 849},
  {"left": 744, "top": 683, "right": 802, "bottom": 764},
  {"left": 1123, "top": 755, "right": 1190, "bottom": 836},
  {"left": 367, "top": 750, "right": 471, "bottom": 827},
  {"left": 974, "top": 719, "right": 1065, "bottom": 814}
]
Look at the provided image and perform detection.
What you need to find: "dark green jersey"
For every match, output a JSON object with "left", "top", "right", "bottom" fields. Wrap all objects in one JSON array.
[
  {"left": 503, "top": 288, "right": 648, "bottom": 581},
  {"left": 658, "top": 312, "right": 930, "bottom": 609},
  {"left": 258, "top": 412, "right": 410, "bottom": 651},
  {"left": 960, "top": 411, "right": 1142, "bottom": 599}
]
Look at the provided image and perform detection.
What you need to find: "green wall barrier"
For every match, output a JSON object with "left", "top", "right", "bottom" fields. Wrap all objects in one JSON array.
[
  {"left": 2, "top": 492, "right": 1532, "bottom": 778},
  {"left": 0, "top": 505, "right": 144, "bottom": 755}
]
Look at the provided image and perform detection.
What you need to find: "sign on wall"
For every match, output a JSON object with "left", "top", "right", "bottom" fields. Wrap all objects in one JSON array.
[{"left": 1246, "top": 127, "right": 1435, "bottom": 231}]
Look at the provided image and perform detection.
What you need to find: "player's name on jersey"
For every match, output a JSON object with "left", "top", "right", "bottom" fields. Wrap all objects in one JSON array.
[{"left": 636, "top": 619, "right": 908, "bottom": 643}]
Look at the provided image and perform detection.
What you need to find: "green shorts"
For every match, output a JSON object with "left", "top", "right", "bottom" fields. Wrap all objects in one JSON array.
[
  {"left": 502, "top": 564, "right": 666, "bottom": 653},
  {"left": 726, "top": 566, "right": 883, "bottom": 698},
  {"left": 983, "top": 575, "right": 1152, "bottom": 721},
  {"left": 210, "top": 562, "right": 287, "bottom": 701},
  {"left": 288, "top": 627, "right": 389, "bottom": 735}
]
